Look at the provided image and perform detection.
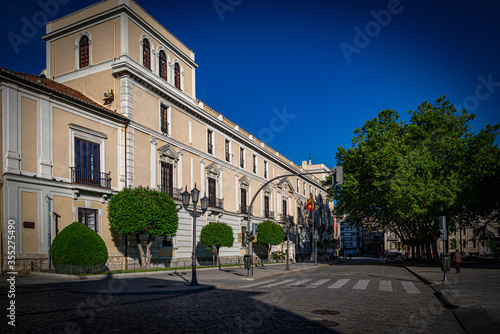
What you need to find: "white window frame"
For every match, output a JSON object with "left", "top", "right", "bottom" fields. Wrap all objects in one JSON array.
[
  {"left": 68, "top": 123, "right": 106, "bottom": 173},
  {"left": 140, "top": 34, "right": 155, "bottom": 70},
  {"left": 156, "top": 46, "right": 171, "bottom": 81},
  {"left": 74, "top": 31, "right": 92, "bottom": 70}
]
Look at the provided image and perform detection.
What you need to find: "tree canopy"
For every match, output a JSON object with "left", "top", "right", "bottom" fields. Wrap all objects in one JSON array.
[
  {"left": 200, "top": 222, "right": 234, "bottom": 266},
  {"left": 257, "top": 220, "right": 285, "bottom": 260},
  {"left": 325, "top": 96, "right": 500, "bottom": 258},
  {"left": 107, "top": 186, "right": 178, "bottom": 269}
]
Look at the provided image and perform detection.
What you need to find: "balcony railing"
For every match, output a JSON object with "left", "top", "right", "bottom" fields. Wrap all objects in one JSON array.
[
  {"left": 279, "top": 214, "right": 294, "bottom": 223},
  {"left": 264, "top": 210, "right": 274, "bottom": 219},
  {"left": 71, "top": 167, "right": 111, "bottom": 189},
  {"left": 240, "top": 205, "right": 248, "bottom": 214},
  {"left": 157, "top": 185, "right": 182, "bottom": 201},
  {"left": 209, "top": 196, "right": 223, "bottom": 209}
]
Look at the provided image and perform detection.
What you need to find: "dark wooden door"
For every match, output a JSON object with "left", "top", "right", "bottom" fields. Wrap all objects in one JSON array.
[
  {"left": 208, "top": 177, "right": 216, "bottom": 206},
  {"left": 161, "top": 162, "right": 173, "bottom": 197},
  {"left": 241, "top": 188, "right": 247, "bottom": 213},
  {"left": 264, "top": 196, "right": 270, "bottom": 217}
]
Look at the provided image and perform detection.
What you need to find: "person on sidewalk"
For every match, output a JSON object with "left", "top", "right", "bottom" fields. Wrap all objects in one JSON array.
[{"left": 452, "top": 251, "right": 463, "bottom": 273}]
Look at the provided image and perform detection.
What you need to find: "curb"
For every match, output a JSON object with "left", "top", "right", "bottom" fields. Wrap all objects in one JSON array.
[{"left": 64, "top": 284, "right": 216, "bottom": 296}]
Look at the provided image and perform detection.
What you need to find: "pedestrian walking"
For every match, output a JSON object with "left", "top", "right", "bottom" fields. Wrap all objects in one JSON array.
[{"left": 452, "top": 251, "right": 463, "bottom": 273}]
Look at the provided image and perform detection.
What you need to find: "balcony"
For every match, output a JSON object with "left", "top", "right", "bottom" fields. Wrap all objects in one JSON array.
[
  {"left": 209, "top": 196, "right": 223, "bottom": 209},
  {"left": 71, "top": 167, "right": 111, "bottom": 189},
  {"left": 279, "top": 214, "right": 294, "bottom": 223},
  {"left": 157, "top": 185, "right": 182, "bottom": 201},
  {"left": 264, "top": 210, "right": 274, "bottom": 219}
]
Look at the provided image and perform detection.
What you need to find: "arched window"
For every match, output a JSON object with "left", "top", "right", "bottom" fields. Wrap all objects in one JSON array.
[
  {"left": 159, "top": 50, "right": 167, "bottom": 80},
  {"left": 79, "top": 35, "right": 89, "bottom": 68},
  {"left": 143, "top": 38, "right": 151, "bottom": 69},
  {"left": 174, "top": 62, "right": 181, "bottom": 89}
]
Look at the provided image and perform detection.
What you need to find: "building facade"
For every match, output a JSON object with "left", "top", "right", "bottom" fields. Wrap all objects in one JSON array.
[{"left": 1, "top": 0, "right": 335, "bottom": 273}]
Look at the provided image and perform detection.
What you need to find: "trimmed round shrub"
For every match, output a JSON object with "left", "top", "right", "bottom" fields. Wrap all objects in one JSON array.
[{"left": 51, "top": 222, "right": 108, "bottom": 274}]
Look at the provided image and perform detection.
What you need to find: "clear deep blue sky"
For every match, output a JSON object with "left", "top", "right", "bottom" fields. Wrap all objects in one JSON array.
[{"left": 1, "top": 0, "right": 499, "bottom": 168}]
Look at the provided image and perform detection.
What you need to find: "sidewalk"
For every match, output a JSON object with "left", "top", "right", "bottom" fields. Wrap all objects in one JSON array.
[
  {"left": 1, "top": 262, "right": 328, "bottom": 296},
  {"left": 403, "top": 261, "right": 500, "bottom": 334}
]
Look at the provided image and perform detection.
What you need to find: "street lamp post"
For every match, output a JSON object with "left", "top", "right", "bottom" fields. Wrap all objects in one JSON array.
[
  {"left": 181, "top": 184, "right": 209, "bottom": 286},
  {"left": 283, "top": 219, "right": 292, "bottom": 271}
]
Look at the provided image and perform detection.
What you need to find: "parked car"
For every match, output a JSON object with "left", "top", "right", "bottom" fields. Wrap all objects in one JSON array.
[{"left": 386, "top": 254, "right": 398, "bottom": 263}]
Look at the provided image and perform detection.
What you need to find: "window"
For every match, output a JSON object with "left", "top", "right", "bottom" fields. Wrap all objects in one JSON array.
[
  {"left": 252, "top": 154, "right": 257, "bottom": 173},
  {"left": 240, "top": 188, "right": 247, "bottom": 214},
  {"left": 78, "top": 208, "right": 98, "bottom": 233},
  {"left": 303, "top": 182, "right": 306, "bottom": 195},
  {"left": 163, "top": 235, "right": 173, "bottom": 247},
  {"left": 207, "top": 130, "right": 213, "bottom": 154},
  {"left": 297, "top": 179, "right": 299, "bottom": 193},
  {"left": 74, "top": 138, "right": 101, "bottom": 186},
  {"left": 225, "top": 139, "right": 230, "bottom": 162},
  {"left": 143, "top": 38, "right": 151, "bottom": 69},
  {"left": 240, "top": 148, "right": 244, "bottom": 168},
  {"left": 79, "top": 35, "right": 89, "bottom": 68},
  {"left": 160, "top": 104, "right": 169, "bottom": 134},
  {"left": 174, "top": 62, "right": 181, "bottom": 89},
  {"left": 264, "top": 195, "right": 271, "bottom": 218},
  {"left": 208, "top": 177, "right": 217, "bottom": 207},
  {"left": 283, "top": 200, "right": 287, "bottom": 216},
  {"left": 160, "top": 162, "right": 173, "bottom": 197},
  {"left": 159, "top": 50, "right": 167, "bottom": 80},
  {"left": 264, "top": 161, "right": 268, "bottom": 179}
]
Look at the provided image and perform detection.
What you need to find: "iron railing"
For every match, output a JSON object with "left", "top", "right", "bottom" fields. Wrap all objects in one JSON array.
[
  {"left": 209, "top": 196, "right": 224, "bottom": 209},
  {"left": 279, "top": 214, "right": 294, "bottom": 223},
  {"left": 240, "top": 205, "right": 248, "bottom": 214},
  {"left": 157, "top": 185, "right": 182, "bottom": 200},
  {"left": 264, "top": 210, "right": 274, "bottom": 219},
  {"left": 71, "top": 167, "right": 111, "bottom": 188}
]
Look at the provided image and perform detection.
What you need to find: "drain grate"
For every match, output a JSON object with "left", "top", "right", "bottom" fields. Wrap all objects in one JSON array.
[
  {"left": 148, "top": 285, "right": 170, "bottom": 288},
  {"left": 311, "top": 309, "right": 340, "bottom": 316},
  {"left": 314, "top": 319, "right": 340, "bottom": 328}
]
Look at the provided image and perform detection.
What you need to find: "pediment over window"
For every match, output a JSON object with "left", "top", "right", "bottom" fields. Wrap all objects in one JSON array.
[
  {"left": 239, "top": 175, "right": 250, "bottom": 188},
  {"left": 205, "top": 162, "right": 221, "bottom": 178},
  {"left": 277, "top": 178, "right": 294, "bottom": 193},
  {"left": 158, "top": 144, "right": 179, "bottom": 163},
  {"left": 263, "top": 185, "right": 272, "bottom": 195}
]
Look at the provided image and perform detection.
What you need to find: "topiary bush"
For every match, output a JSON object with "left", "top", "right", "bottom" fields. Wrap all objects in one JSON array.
[{"left": 51, "top": 222, "right": 108, "bottom": 274}]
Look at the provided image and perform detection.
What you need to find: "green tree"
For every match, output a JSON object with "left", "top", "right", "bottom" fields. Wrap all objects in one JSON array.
[
  {"left": 200, "top": 222, "right": 234, "bottom": 266},
  {"left": 256, "top": 220, "right": 285, "bottom": 261},
  {"left": 107, "top": 186, "right": 178, "bottom": 270},
  {"left": 450, "top": 238, "right": 457, "bottom": 250},
  {"left": 325, "top": 97, "right": 500, "bottom": 260}
]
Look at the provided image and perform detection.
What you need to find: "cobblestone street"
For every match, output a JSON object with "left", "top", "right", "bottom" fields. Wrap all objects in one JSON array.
[{"left": 1, "top": 259, "right": 466, "bottom": 334}]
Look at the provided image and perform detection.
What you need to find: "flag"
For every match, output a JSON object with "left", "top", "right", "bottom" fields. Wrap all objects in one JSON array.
[{"left": 307, "top": 193, "right": 315, "bottom": 212}]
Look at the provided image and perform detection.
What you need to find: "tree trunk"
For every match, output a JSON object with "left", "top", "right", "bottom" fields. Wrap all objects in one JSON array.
[
  {"left": 217, "top": 246, "right": 220, "bottom": 268},
  {"left": 416, "top": 242, "right": 421, "bottom": 261},
  {"left": 431, "top": 240, "right": 439, "bottom": 261},
  {"left": 425, "top": 242, "right": 432, "bottom": 262},
  {"left": 136, "top": 234, "right": 147, "bottom": 270},
  {"left": 145, "top": 235, "right": 156, "bottom": 271}
]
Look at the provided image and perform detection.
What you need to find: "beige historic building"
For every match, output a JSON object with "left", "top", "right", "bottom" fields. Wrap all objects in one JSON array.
[{"left": 1, "top": 0, "right": 336, "bottom": 273}]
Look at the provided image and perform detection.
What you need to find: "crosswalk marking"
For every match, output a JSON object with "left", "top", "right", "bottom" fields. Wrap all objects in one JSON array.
[
  {"left": 352, "top": 279, "right": 370, "bottom": 290},
  {"left": 328, "top": 279, "right": 350, "bottom": 289},
  {"left": 307, "top": 279, "right": 331, "bottom": 288},
  {"left": 379, "top": 280, "right": 392, "bottom": 292},
  {"left": 240, "top": 279, "right": 276, "bottom": 288},
  {"left": 261, "top": 279, "right": 296, "bottom": 288},
  {"left": 401, "top": 281, "right": 420, "bottom": 294},
  {"left": 286, "top": 279, "right": 313, "bottom": 287},
  {"left": 241, "top": 278, "right": 421, "bottom": 294}
]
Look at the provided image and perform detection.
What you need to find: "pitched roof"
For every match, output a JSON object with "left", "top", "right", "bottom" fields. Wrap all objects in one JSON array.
[{"left": 0, "top": 67, "right": 124, "bottom": 119}]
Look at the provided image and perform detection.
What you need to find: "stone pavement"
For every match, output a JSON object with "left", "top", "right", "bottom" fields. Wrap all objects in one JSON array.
[
  {"left": 403, "top": 261, "right": 500, "bottom": 334},
  {"left": 1, "top": 262, "right": 328, "bottom": 296}
]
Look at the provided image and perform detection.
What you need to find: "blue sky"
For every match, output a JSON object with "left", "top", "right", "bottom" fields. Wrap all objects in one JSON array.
[{"left": 1, "top": 0, "right": 499, "bottom": 168}]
